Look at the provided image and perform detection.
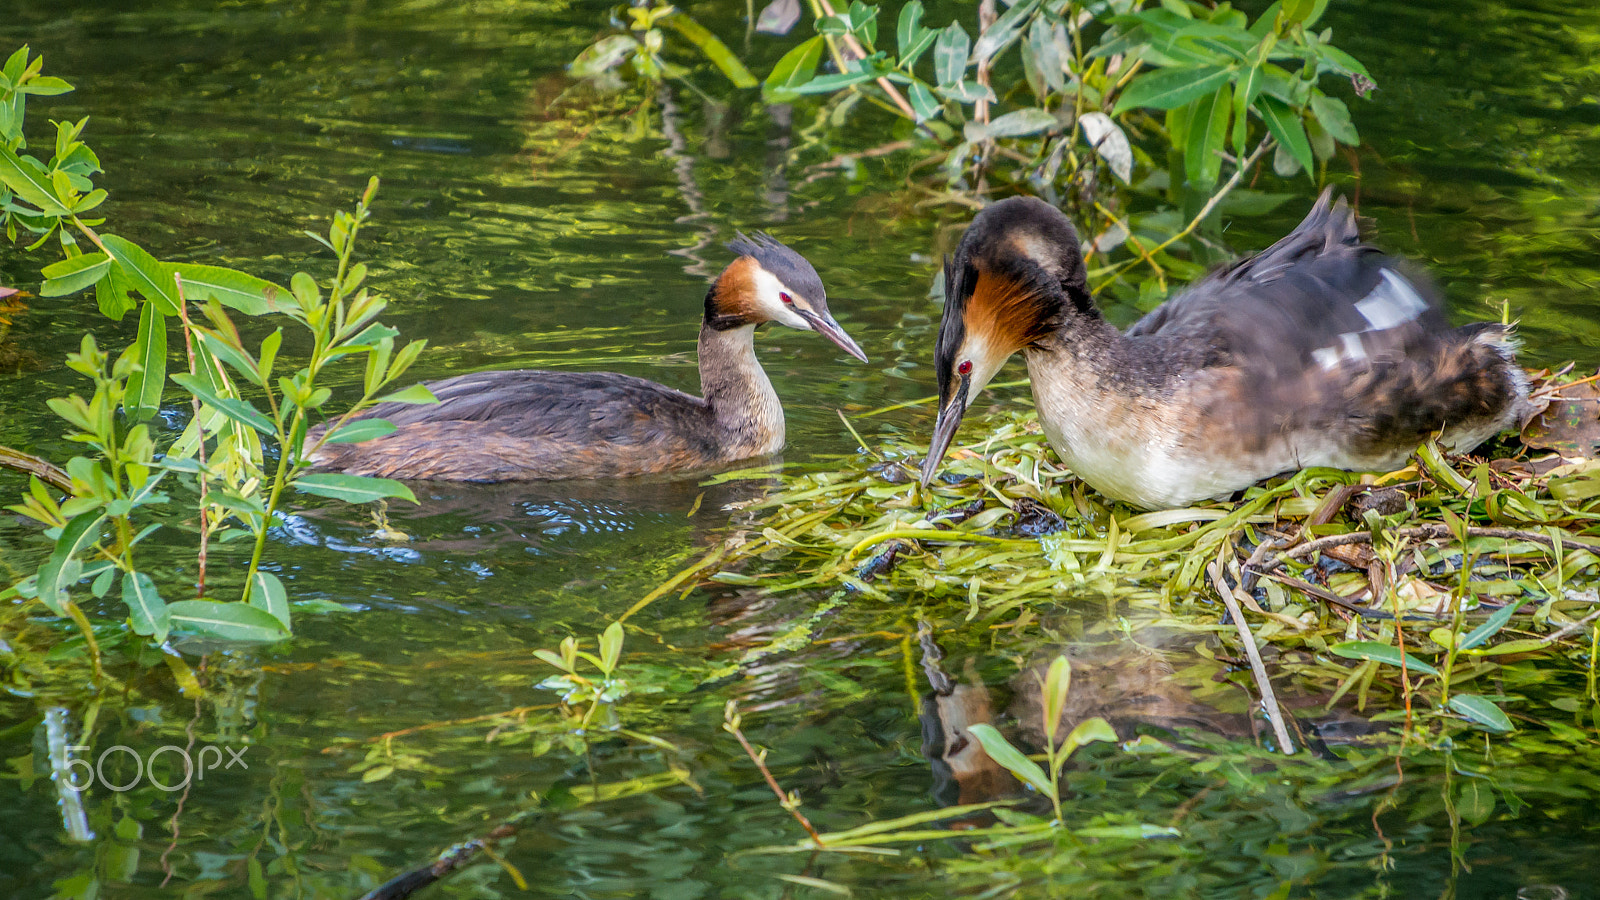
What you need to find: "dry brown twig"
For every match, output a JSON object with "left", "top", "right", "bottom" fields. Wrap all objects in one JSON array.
[{"left": 1207, "top": 560, "right": 1296, "bottom": 755}]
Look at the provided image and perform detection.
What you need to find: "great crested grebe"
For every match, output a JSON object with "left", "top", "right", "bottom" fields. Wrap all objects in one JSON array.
[
  {"left": 919, "top": 192, "right": 1530, "bottom": 510},
  {"left": 310, "top": 234, "right": 867, "bottom": 481}
]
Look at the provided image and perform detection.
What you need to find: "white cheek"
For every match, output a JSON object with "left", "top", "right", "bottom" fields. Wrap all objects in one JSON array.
[
  {"left": 958, "top": 334, "right": 1012, "bottom": 406},
  {"left": 749, "top": 268, "right": 813, "bottom": 329}
]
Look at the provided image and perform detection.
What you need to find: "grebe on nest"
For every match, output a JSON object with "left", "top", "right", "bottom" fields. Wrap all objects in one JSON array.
[
  {"left": 311, "top": 234, "right": 866, "bottom": 481},
  {"left": 920, "top": 191, "right": 1529, "bottom": 510}
]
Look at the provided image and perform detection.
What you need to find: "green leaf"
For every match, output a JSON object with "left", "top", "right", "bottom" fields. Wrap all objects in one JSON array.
[
  {"left": 569, "top": 35, "right": 638, "bottom": 79},
  {"left": 100, "top": 234, "right": 180, "bottom": 315},
  {"left": 122, "top": 572, "right": 169, "bottom": 642},
  {"left": 1447, "top": 694, "right": 1513, "bottom": 732},
  {"left": 933, "top": 22, "right": 971, "bottom": 88},
  {"left": 907, "top": 80, "right": 940, "bottom": 121},
  {"left": 598, "top": 621, "right": 624, "bottom": 673},
  {"left": 323, "top": 418, "right": 398, "bottom": 444},
  {"left": 1459, "top": 599, "right": 1526, "bottom": 651},
  {"left": 1114, "top": 64, "right": 1233, "bottom": 113},
  {"left": 1329, "top": 641, "right": 1441, "bottom": 677},
  {"left": 1060, "top": 717, "right": 1119, "bottom": 759},
  {"left": 1042, "top": 655, "right": 1071, "bottom": 740},
  {"left": 763, "top": 36, "right": 825, "bottom": 101},
  {"left": 40, "top": 251, "right": 110, "bottom": 297},
  {"left": 793, "top": 67, "right": 882, "bottom": 95},
  {"left": 170, "top": 263, "right": 285, "bottom": 316},
  {"left": 194, "top": 329, "right": 263, "bottom": 387},
  {"left": 167, "top": 600, "right": 289, "bottom": 642},
  {"left": 0, "top": 144, "right": 71, "bottom": 215},
  {"left": 20, "top": 75, "right": 73, "bottom": 96},
  {"left": 897, "top": 1, "right": 925, "bottom": 57},
  {"left": 374, "top": 383, "right": 439, "bottom": 405},
  {"left": 1185, "top": 82, "right": 1232, "bottom": 187},
  {"left": 294, "top": 472, "right": 418, "bottom": 505},
  {"left": 967, "top": 723, "right": 1053, "bottom": 797},
  {"left": 1255, "top": 95, "right": 1312, "bottom": 177},
  {"left": 124, "top": 302, "right": 168, "bottom": 424},
  {"left": 1309, "top": 91, "right": 1358, "bottom": 145},
  {"left": 663, "top": 15, "right": 758, "bottom": 88},
  {"left": 36, "top": 511, "right": 105, "bottom": 615},
  {"left": 248, "top": 570, "right": 291, "bottom": 629},
  {"left": 170, "top": 372, "right": 276, "bottom": 434},
  {"left": 1232, "top": 62, "right": 1262, "bottom": 153},
  {"left": 971, "top": 0, "right": 1041, "bottom": 65},
  {"left": 970, "top": 108, "right": 1057, "bottom": 140},
  {"left": 95, "top": 262, "right": 136, "bottom": 321}
]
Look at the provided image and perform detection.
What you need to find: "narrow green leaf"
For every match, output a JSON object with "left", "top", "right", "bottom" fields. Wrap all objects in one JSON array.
[
  {"left": 664, "top": 15, "right": 758, "bottom": 88},
  {"left": 933, "top": 22, "right": 971, "bottom": 88},
  {"left": 170, "top": 263, "right": 285, "bottom": 316},
  {"left": 974, "top": 108, "right": 1057, "bottom": 140},
  {"left": 374, "top": 383, "right": 439, "bottom": 405},
  {"left": 1329, "top": 641, "right": 1441, "bottom": 677},
  {"left": 122, "top": 571, "right": 169, "bottom": 641},
  {"left": 294, "top": 472, "right": 418, "bottom": 505},
  {"left": 971, "top": 0, "right": 1041, "bottom": 65},
  {"left": 20, "top": 75, "right": 73, "bottom": 96},
  {"left": 1042, "top": 655, "right": 1071, "bottom": 738},
  {"left": 908, "top": 80, "right": 940, "bottom": 121},
  {"left": 248, "top": 570, "right": 291, "bottom": 629},
  {"left": 40, "top": 251, "right": 110, "bottom": 297},
  {"left": 194, "top": 328, "right": 263, "bottom": 387},
  {"left": 36, "top": 511, "right": 105, "bottom": 615},
  {"left": 100, "top": 234, "right": 180, "bottom": 315},
  {"left": 1256, "top": 95, "right": 1313, "bottom": 177},
  {"left": 1114, "top": 65, "right": 1232, "bottom": 113},
  {"left": 124, "top": 302, "right": 168, "bottom": 424},
  {"left": 0, "top": 144, "right": 71, "bottom": 215},
  {"left": 1447, "top": 694, "right": 1513, "bottom": 732},
  {"left": 1458, "top": 599, "right": 1526, "bottom": 650},
  {"left": 167, "top": 600, "right": 289, "bottom": 642},
  {"left": 324, "top": 418, "right": 398, "bottom": 444},
  {"left": 897, "top": 1, "right": 924, "bottom": 57},
  {"left": 762, "top": 36, "right": 825, "bottom": 101},
  {"left": 1185, "top": 82, "right": 1232, "bottom": 187},
  {"left": 967, "top": 723, "right": 1053, "bottom": 797},
  {"left": 170, "top": 372, "right": 276, "bottom": 434}
]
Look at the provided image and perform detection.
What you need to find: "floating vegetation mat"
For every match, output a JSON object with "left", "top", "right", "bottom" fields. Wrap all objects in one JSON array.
[{"left": 659, "top": 388, "right": 1600, "bottom": 744}]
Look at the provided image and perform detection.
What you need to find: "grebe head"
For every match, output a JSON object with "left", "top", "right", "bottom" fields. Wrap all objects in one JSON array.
[
  {"left": 707, "top": 233, "right": 868, "bottom": 362},
  {"left": 921, "top": 197, "right": 1091, "bottom": 486}
]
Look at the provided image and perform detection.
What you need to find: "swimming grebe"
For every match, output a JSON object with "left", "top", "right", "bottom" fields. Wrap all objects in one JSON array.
[
  {"left": 919, "top": 192, "right": 1529, "bottom": 510},
  {"left": 310, "top": 234, "right": 867, "bottom": 481}
]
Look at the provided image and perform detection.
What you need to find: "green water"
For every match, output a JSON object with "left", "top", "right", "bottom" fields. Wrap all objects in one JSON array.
[{"left": 1, "top": 0, "right": 1598, "bottom": 897}]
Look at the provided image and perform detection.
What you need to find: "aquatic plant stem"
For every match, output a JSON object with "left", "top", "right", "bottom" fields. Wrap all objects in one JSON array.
[
  {"left": 811, "top": 0, "right": 919, "bottom": 124},
  {"left": 173, "top": 273, "right": 210, "bottom": 598},
  {"left": 1207, "top": 561, "right": 1295, "bottom": 754},
  {"left": 1093, "top": 136, "right": 1275, "bottom": 295},
  {"left": 724, "top": 701, "right": 824, "bottom": 845}
]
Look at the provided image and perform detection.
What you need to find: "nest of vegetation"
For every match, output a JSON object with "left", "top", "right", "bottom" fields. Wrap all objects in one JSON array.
[{"left": 664, "top": 370, "right": 1600, "bottom": 738}]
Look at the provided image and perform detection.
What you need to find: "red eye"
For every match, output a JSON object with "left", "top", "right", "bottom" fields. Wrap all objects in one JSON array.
[
  {"left": 958, "top": 360, "right": 973, "bottom": 375},
  {"left": 779, "top": 292, "right": 794, "bottom": 305}
]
